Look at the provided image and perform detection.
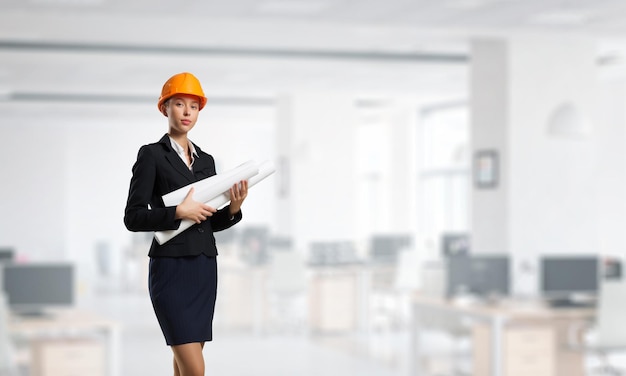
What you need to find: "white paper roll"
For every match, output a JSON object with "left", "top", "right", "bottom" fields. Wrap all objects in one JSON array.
[
  {"left": 162, "top": 160, "right": 259, "bottom": 207},
  {"left": 154, "top": 160, "right": 276, "bottom": 245}
]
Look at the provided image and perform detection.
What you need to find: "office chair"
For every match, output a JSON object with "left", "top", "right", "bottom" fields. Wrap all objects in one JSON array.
[
  {"left": 265, "top": 249, "right": 308, "bottom": 334},
  {"left": 391, "top": 248, "right": 422, "bottom": 327},
  {"left": 568, "top": 280, "right": 626, "bottom": 375},
  {"left": 415, "top": 261, "right": 473, "bottom": 376},
  {"left": 366, "top": 247, "right": 414, "bottom": 332}
]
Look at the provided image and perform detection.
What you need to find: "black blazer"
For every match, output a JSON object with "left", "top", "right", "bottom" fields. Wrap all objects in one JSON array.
[{"left": 124, "top": 134, "right": 242, "bottom": 257}]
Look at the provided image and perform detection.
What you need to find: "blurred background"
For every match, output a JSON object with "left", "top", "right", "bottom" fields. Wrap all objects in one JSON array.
[{"left": 2, "top": 0, "right": 626, "bottom": 375}]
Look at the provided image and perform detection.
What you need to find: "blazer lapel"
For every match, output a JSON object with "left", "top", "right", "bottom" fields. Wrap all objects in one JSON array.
[
  {"left": 157, "top": 135, "right": 195, "bottom": 182},
  {"left": 191, "top": 143, "right": 211, "bottom": 174}
]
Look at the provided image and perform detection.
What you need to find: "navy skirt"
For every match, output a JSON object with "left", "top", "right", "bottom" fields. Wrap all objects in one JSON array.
[{"left": 148, "top": 254, "right": 218, "bottom": 346}]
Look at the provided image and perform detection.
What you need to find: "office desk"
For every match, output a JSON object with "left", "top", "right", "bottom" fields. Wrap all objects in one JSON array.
[
  {"left": 9, "top": 309, "right": 120, "bottom": 376},
  {"left": 411, "top": 295, "right": 595, "bottom": 376}
]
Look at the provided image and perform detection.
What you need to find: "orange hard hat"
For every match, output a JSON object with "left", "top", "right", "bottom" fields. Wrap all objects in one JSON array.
[{"left": 157, "top": 72, "right": 207, "bottom": 116}]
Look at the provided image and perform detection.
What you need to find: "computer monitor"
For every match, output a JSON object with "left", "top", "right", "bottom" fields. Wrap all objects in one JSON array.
[
  {"left": 446, "top": 254, "right": 510, "bottom": 299},
  {"left": 239, "top": 226, "right": 269, "bottom": 265},
  {"left": 441, "top": 233, "right": 470, "bottom": 257},
  {"left": 603, "top": 257, "right": 622, "bottom": 280},
  {"left": 369, "top": 234, "right": 412, "bottom": 264},
  {"left": 309, "top": 241, "right": 358, "bottom": 266},
  {"left": 0, "top": 248, "right": 15, "bottom": 263},
  {"left": 541, "top": 256, "right": 599, "bottom": 306},
  {"left": 268, "top": 236, "right": 292, "bottom": 252},
  {"left": 1, "top": 262, "right": 74, "bottom": 315}
]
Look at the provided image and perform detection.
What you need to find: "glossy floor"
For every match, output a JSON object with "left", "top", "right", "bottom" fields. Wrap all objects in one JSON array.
[{"left": 81, "top": 291, "right": 411, "bottom": 376}]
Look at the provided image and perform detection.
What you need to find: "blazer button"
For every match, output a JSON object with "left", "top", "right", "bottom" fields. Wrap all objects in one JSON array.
[{"left": 197, "top": 228, "right": 205, "bottom": 233}]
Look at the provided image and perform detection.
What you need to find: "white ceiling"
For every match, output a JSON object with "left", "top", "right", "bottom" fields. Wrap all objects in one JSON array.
[
  {"left": 1, "top": 0, "right": 626, "bottom": 109},
  {"left": 5, "top": 0, "right": 626, "bottom": 33}
]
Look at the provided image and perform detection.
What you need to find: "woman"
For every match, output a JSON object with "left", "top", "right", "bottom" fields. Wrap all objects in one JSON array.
[{"left": 124, "top": 72, "right": 248, "bottom": 376}]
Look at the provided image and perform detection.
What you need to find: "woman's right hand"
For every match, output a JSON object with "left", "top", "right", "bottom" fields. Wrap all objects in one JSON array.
[{"left": 175, "top": 187, "right": 217, "bottom": 223}]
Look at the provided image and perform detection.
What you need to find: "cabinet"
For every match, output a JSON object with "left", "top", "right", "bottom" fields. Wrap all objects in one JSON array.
[
  {"left": 473, "top": 324, "right": 556, "bottom": 376},
  {"left": 216, "top": 266, "right": 269, "bottom": 332},
  {"left": 32, "top": 339, "right": 105, "bottom": 376},
  {"left": 9, "top": 310, "right": 120, "bottom": 376},
  {"left": 309, "top": 267, "right": 359, "bottom": 332}
]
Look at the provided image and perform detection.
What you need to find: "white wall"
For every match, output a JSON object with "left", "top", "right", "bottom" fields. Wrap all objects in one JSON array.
[
  {"left": 508, "top": 36, "right": 598, "bottom": 256},
  {"left": 0, "top": 121, "right": 67, "bottom": 260}
]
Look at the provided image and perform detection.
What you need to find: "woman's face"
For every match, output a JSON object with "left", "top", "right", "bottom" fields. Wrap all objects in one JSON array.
[{"left": 164, "top": 94, "right": 201, "bottom": 136}]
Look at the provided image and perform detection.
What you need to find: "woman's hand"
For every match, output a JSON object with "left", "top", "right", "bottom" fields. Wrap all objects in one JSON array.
[
  {"left": 175, "top": 187, "right": 217, "bottom": 224},
  {"left": 229, "top": 180, "right": 248, "bottom": 217}
]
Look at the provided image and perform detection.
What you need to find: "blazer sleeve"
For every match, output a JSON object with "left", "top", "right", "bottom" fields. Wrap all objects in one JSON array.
[
  {"left": 210, "top": 205, "right": 243, "bottom": 232},
  {"left": 124, "top": 145, "right": 181, "bottom": 232}
]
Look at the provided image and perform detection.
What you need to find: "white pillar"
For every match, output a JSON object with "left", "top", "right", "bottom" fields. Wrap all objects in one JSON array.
[
  {"left": 594, "top": 80, "right": 626, "bottom": 255},
  {"left": 470, "top": 39, "right": 510, "bottom": 254}
]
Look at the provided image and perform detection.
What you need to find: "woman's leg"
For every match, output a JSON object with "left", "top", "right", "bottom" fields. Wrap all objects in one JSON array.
[
  {"left": 173, "top": 343, "right": 205, "bottom": 376},
  {"left": 174, "top": 357, "right": 181, "bottom": 376},
  {"left": 172, "top": 342, "right": 205, "bottom": 376}
]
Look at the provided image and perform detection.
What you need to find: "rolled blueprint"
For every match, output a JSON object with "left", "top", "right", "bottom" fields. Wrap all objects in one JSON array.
[
  {"left": 154, "top": 160, "right": 276, "bottom": 245},
  {"left": 162, "top": 160, "right": 259, "bottom": 207}
]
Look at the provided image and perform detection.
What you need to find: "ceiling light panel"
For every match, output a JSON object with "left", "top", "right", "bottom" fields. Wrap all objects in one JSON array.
[
  {"left": 30, "top": 0, "right": 104, "bottom": 6},
  {"left": 256, "top": 0, "right": 332, "bottom": 15}
]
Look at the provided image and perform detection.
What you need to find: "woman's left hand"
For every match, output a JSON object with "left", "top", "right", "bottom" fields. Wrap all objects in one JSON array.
[{"left": 229, "top": 180, "right": 248, "bottom": 217}]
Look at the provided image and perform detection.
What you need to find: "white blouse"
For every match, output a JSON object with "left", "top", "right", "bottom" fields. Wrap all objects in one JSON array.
[{"left": 168, "top": 136, "right": 198, "bottom": 171}]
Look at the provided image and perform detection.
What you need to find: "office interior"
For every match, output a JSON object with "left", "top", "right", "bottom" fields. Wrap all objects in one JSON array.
[{"left": 2, "top": 1, "right": 626, "bottom": 375}]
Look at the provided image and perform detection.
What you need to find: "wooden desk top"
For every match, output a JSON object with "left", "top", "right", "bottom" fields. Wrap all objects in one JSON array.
[
  {"left": 413, "top": 294, "right": 595, "bottom": 321},
  {"left": 9, "top": 309, "right": 119, "bottom": 333}
]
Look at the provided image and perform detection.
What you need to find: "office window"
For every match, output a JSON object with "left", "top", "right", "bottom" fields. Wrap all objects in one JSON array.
[
  {"left": 355, "top": 108, "right": 390, "bottom": 237},
  {"left": 418, "top": 105, "right": 469, "bottom": 256}
]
